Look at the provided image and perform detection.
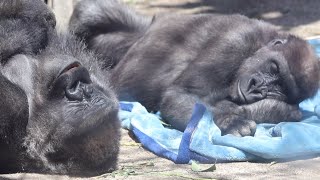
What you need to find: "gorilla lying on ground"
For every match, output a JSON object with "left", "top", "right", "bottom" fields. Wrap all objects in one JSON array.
[
  {"left": 0, "top": 0, "right": 120, "bottom": 176},
  {"left": 70, "top": 0, "right": 320, "bottom": 137}
]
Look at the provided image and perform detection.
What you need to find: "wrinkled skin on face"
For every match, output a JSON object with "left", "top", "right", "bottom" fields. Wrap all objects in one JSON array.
[
  {"left": 70, "top": 0, "right": 320, "bottom": 137},
  {"left": 0, "top": 0, "right": 120, "bottom": 176}
]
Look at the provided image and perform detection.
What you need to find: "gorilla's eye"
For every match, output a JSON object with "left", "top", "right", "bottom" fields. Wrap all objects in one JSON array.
[
  {"left": 274, "top": 40, "right": 283, "bottom": 45},
  {"left": 269, "top": 61, "right": 279, "bottom": 74},
  {"left": 1, "top": 54, "right": 15, "bottom": 65},
  {"left": 0, "top": 58, "right": 8, "bottom": 65}
]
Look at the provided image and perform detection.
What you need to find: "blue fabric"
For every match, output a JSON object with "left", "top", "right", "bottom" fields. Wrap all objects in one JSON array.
[{"left": 118, "top": 39, "right": 320, "bottom": 163}]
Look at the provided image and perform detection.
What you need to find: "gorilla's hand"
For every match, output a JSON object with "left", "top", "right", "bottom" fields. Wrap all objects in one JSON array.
[{"left": 213, "top": 100, "right": 255, "bottom": 136}]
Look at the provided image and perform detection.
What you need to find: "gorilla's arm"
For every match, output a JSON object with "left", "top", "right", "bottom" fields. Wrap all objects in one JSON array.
[
  {"left": 160, "top": 87, "right": 200, "bottom": 131},
  {"left": 161, "top": 87, "right": 301, "bottom": 136},
  {"left": 162, "top": 92, "right": 301, "bottom": 136},
  {"left": 0, "top": 75, "right": 28, "bottom": 172},
  {"left": 213, "top": 100, "right": 301, "bottom": 136},
  {"left": 243, "top": 99, "right": 302, "bottom": 123}
]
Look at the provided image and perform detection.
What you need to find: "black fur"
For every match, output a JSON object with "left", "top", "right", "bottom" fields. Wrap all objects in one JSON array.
[
  {"left": 0, "top": 0, "right": 55, "bottom": 63},
  {"left": 0, "top": 0, "right": 120, "bottom": 176},
  {"left": 70, "top": 0, "right": 320, "bottom": 137},
  {"left": 69, "top": 0, "right": 151, "bottom": 68}
]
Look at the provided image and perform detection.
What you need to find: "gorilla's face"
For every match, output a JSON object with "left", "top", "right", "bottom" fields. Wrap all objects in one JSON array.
[
  {"left": 0, "top": 0, "right": 120, "bottom": 175},
  {"left": 231, "top": 35, "right": 320, "bottom": 105},
  {"left": 1, "top": 37, "right": 120, "bottom": 175}
]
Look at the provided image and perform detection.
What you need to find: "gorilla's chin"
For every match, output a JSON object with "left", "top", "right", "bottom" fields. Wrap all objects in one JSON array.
[{"left": 45, "top": 89, "right": 119, "bottom": 175}]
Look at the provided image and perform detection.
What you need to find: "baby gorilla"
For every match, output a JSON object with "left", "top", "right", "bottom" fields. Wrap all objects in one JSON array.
[
  {"left": 0, "top": 0, "right": 120, "bottom": 176},
  {"left": 70, "top": 0, "right": 320, "bottom": 136}
]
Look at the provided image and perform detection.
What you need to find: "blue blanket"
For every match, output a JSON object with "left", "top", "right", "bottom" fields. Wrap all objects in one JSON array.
[{"left": 119, "top": 39, "right": 320, "bottom": 163}]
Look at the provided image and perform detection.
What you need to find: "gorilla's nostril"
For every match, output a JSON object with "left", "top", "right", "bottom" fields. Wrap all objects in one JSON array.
[
  {"left": 59, "top": 62, "right": 92, "bottom": 87},
  {"left": 248, "top": 77, "right": 264, "bottom": 90},
  {"left": 248, "top": 78, "right": 256, "bottom": 88},
  {"left": 65, "top": 82, "right": 93, "bottom": 101},
  {"left": 51, "top": 62, "right": 93, "bottom": 100},
  {"left": 83, "top": 85, "right": 93, "bottom": 98},
  {"left": 63, "top": 65, "right": 92, "bottom": 101},
  {"left": 66, "top": 82, "right": 83, "bottom": 101}
]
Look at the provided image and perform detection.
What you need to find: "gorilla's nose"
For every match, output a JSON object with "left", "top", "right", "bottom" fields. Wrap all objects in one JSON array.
[
  {"left": 238, "top": 75, "right": 267, "bottom": 104},
  {"left": 245, "top": 76, "right": 267, "bottom": 103},
  {"left": 53, "top": 62, "right": 92, "bottom": 101}
]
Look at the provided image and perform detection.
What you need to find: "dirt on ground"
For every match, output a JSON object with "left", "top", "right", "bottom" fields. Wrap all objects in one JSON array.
[{"left": 2, "top": 0, "right": 320, "bottom": 179}]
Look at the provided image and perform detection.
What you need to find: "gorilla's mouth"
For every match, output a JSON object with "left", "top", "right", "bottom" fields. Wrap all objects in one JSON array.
[
  {"left": 63, "top": 91, "right": 117, "bottom": 135},
  {"left": 45, "top": 108, "right": 119, "bottom": 175},
  {"left": 44, "top": 94, "right": 119, "bottom": 174}
]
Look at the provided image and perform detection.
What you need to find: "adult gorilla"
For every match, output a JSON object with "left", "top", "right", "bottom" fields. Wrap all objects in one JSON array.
[
  {"left": 0, "top": 0, "right": 120, "bottom": 176},
  {"left": 70, "top": 0, "right": 320, "bottom": 136}
]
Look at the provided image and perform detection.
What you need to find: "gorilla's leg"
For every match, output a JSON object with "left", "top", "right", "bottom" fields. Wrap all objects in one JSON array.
[{"left": 160, "top": 87, "right": 201, "bottom": 131}]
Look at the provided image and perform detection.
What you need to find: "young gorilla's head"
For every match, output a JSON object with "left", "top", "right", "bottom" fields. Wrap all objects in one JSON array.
[
  {"left": 230, "top": 33, "right": 320, "bottom": 106},
  {"left": 0, "top": 0, "right": 120, "bottom": 176}
]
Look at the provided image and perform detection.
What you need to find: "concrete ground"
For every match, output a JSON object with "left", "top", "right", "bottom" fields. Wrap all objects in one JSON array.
[
  {"left": 2, "top": 0, "right": 320, "bottom": 179},
  {"left": 2, "top": 129, "right": 320, "bottom": 179}
]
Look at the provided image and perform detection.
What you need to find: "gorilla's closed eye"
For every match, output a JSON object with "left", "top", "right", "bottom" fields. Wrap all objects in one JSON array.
[
  {"left": 0, "top": 57, "right": 10, "bottom": 65},
  {"left": 0, "top": 51, "right": 19, "bottom": 65},
  {"left": 269, "top": 61, "right": 279, "bottom": 74},
  {"left": 271, "top": 39, "right": 287, "bottom": 46}
]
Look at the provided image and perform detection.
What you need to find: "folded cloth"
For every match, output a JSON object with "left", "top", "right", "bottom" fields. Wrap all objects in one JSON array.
[{"left": 119, "top": 39, "right": 320, "bottom": 164}]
